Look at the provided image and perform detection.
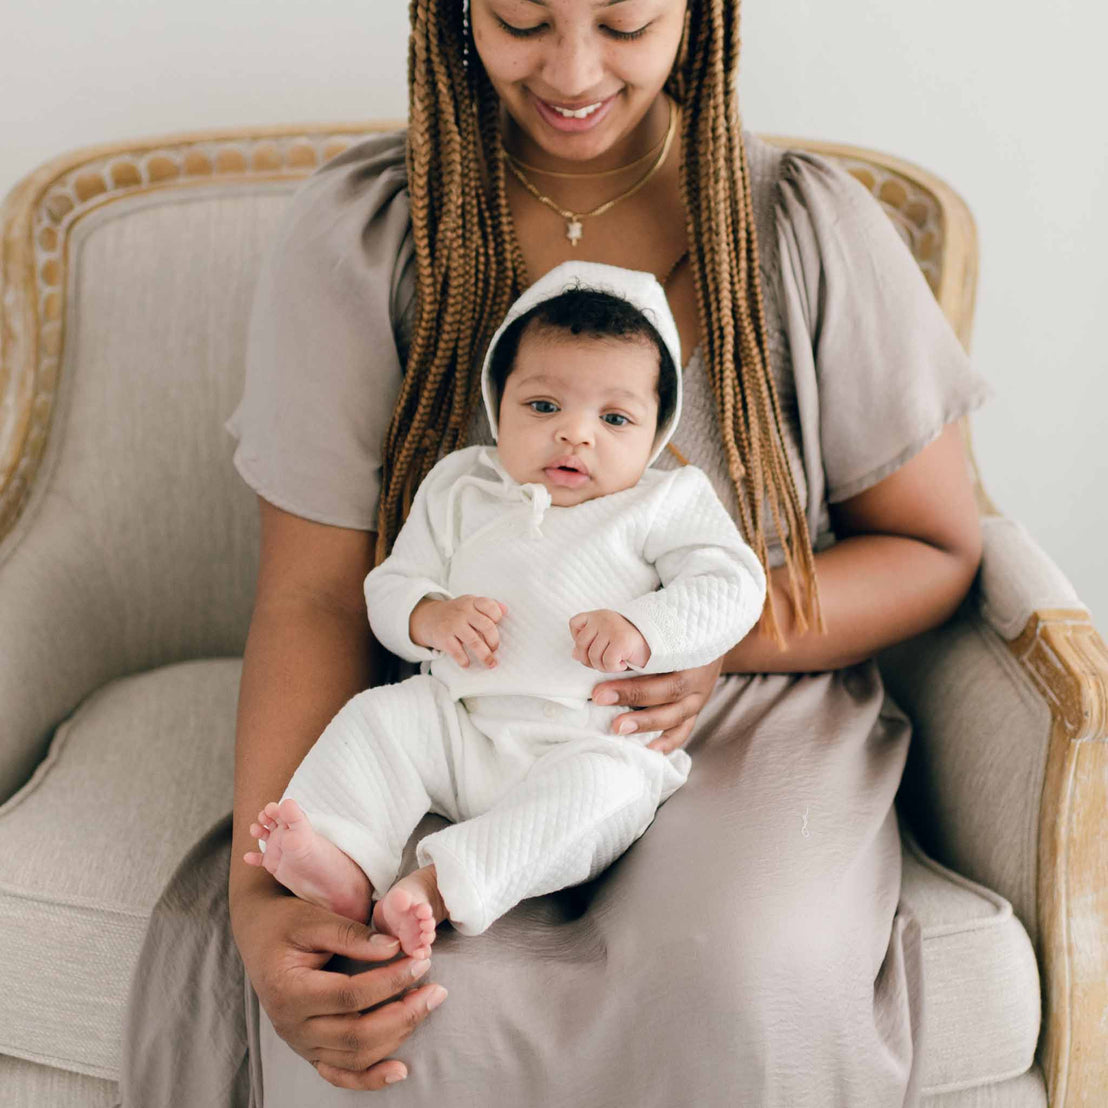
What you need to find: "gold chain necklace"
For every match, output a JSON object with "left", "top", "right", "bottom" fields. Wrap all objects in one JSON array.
[
  {"left": 502, "top": 100, "right": 677, "bottom": 246},
  {"left": 503, "top": 123, "right": 669, "bottom": 181}
]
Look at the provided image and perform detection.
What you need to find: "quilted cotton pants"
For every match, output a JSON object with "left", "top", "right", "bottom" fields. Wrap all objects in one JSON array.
[{"left": 279, "top": 674, "right": 691, "bottom": 936}]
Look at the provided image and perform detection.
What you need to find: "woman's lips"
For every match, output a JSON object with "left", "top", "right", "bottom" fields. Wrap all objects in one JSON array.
[
  {"left": 544, "top": 466, "right": 590, "bottom": 488},
  {"left": 531, "top": 91, "right": 619, "bottom": 134}
]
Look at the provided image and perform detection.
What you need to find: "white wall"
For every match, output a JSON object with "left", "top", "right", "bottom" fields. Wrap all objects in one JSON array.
[{"left": 3, "top": 0, "right": 1105, "bottom": 622}]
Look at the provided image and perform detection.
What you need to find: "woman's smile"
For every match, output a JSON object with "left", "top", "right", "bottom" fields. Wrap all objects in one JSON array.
[{"left": 529, "top": 89, "right": 622, "bottom": 134}]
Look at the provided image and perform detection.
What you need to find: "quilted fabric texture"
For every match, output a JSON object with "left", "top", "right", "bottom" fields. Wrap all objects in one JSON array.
[
  {"left": 283, "top": 677, "right": 689, "bottom": 935},
  {"left": 364, "top": 445, "right": 767, "bottom": 697}
]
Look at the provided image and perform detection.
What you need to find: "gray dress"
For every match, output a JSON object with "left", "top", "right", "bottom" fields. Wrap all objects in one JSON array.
[{"left": 124, "top": 128, "right": 990, "bottom": 1108}]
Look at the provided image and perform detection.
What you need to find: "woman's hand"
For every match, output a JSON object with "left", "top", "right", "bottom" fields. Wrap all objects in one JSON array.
[
  {"left": 591, "top": 654, "right": 725, "bottom": 755},
  {"left": 233, "top": 883, "right": 447, "bottom": 1091}
]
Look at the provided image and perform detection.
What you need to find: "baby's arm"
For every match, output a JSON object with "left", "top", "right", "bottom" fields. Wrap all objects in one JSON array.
[
  {"left": 609, "top": 466, "right": 768, "bottom": 674},
  {"left": 363, "top": 454, "right": 465, "bottom": 662}
]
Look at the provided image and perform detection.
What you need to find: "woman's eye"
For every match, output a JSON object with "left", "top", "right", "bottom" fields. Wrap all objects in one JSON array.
[
  {"left": 496, "top": 16, "right": 545, "bottom": 38},
  {"left": 603, "top": 413, "right": 630, "bottom": 427},
  {"left": 529, "top": 400, "right": 558, "bottom": 414},
  {"left": 602, "top": 24, "right": 651, "bottom": 41}
]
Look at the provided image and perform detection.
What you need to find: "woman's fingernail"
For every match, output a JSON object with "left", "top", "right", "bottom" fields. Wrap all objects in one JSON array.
[
  {"left": 426, "top": 986, "right": 448, "bottom": 1010},
  {"left": 371, "top": 934, "right": 400, "bottom": 948},
  {"left": 594, "top": 690, "right": 618, "bottom": 705},
  {"left": 384, "top": 1071, "right": 406, "bottom": 1084},
  {"left": 410, "top": 959, "right": 431, "bottom": 978},
  {"left": 617, "top": 720, "right": 637, "bottom": 735}
]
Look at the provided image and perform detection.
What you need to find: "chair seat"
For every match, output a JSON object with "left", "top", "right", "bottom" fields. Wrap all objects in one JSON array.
[
  {"left": 0, "top": 660, "right": 1041, "bottom": 1097},
  {"left": 898, "top": 826, "right": 1041, "bottom": 1096}
]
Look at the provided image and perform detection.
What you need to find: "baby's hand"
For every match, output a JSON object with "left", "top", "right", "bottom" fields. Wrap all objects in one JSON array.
[
  {"left": 569, "top": 610, "right": 651, "bottom": 673},
  {"left": 410, "top": 595, "right": 508, "bottom": 669}
]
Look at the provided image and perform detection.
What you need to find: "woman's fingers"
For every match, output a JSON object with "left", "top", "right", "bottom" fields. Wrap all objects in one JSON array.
[
  {"left": 645, "top": 714, "right": 697, "bottom": 755},
  {"left": 313, "top": 1059, "right": 408, "bottom": 1092},
  {"left": 595, "top": 669, "right": 689, "bottom": 710},
  {"left": 309, "top": 982, "right": 449, "bottom": 1091},
  {"left": 612, "top": 692, "right": 700, "bottom": 739},
  {"left": 298, "top": 950, "right": 435, "bottom": 1020}
]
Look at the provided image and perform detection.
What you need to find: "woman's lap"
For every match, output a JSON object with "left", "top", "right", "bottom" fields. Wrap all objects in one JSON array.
[{"left": 257, "top": 665, "right": 923, "bottom": 1108}]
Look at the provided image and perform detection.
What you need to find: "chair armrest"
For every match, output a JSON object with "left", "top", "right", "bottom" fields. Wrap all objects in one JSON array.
[
  {"left": 878, "top": 513, "right": 1108, "bottom": 1108},
  {"left": 0, "top": 524, "right": 118, "bottom": 804}
]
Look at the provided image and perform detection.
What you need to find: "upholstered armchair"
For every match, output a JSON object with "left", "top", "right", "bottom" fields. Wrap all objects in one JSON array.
[{"left": 0, "top": 123, "right": 1104, "bottom": 1107}]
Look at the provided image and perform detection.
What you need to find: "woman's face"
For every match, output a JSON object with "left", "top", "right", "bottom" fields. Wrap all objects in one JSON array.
[{"left": 469, "top": 0, "right": 687, "bottom": 164}]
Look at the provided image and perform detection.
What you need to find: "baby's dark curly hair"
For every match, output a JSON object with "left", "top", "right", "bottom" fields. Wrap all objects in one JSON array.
[{"left": 487, "top": 288, "right": 678, "bottom": 433}]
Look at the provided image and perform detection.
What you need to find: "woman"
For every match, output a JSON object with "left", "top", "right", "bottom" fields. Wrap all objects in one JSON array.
[{"left": 224, "top": 0, "right": 989, "bottom": 1102}]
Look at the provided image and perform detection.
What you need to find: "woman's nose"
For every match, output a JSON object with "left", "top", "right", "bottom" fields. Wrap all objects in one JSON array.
[{"left": 541, "top": 29, "right": 605, "bottom": 101}]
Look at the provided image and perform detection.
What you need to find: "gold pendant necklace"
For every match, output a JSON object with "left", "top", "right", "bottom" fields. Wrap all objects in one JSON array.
[{"left": 502, "top": 98, "right": 678, "bottom": 247}]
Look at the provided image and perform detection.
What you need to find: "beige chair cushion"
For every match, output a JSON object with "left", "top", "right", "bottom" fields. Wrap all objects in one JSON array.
[
  {"left": 1, "top": 659, "right": 1040, "bottom": 1094},
  {"left": 0, "top": 659, "right": 238, "bottom": 1079},
  {"left": 899, "top": 829, "right": 1041, "bottom": 1095}
]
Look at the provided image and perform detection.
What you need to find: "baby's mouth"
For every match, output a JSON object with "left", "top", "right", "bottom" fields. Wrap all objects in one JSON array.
[{"left": 544, "top": 464, "right": 590, "bottom": 489}]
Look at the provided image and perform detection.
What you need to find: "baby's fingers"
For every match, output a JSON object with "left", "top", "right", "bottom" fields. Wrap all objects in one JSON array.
[
  {"left": 473, "top": 596, "right": 507, "bottom": 622},
  {"left": 457, "top": 624, "right": 498, "bottom": 668},
  {"left": 600, "top": 641, "right": 629, "bottom": 673}
]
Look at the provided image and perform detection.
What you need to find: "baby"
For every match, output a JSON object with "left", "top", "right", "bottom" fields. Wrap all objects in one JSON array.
[{"left": 245, "top": 261, "right": 767, "bottom": 961}]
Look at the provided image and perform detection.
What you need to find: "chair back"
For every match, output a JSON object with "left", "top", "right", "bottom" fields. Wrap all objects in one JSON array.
[{"left": 0, "top": 123, "right": 985, "bottom": 699}]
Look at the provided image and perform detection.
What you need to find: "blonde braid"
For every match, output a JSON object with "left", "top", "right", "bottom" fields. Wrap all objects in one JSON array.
[
  {"left": 376, "top": 0, "right": 522, "bottom": 562},
  {"left": 677, "top": 0, "right": 825, "bottom": 643},
  {"left": 381, "top": 0, "right": 823, "bottom": 645}
]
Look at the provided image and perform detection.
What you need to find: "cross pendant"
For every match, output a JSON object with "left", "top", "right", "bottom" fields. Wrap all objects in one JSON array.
[{"left": 566, "top": 218, "right": 583, "bottom": 246}]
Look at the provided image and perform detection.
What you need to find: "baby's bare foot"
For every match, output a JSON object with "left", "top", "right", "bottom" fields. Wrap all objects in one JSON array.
[
  {"left": 372, "top": 865, "right": 447, "bottom": 960},
  {"left": 244, "top": 798, "right": 373, "bottom": 923}
]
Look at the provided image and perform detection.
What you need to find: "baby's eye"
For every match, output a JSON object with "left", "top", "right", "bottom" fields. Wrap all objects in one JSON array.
[
  {"left": 528, "top": 400, "right": 558, "bottom": 414},
  {"left": 603, "top": 413, "right": 630, "bottom": 427}
]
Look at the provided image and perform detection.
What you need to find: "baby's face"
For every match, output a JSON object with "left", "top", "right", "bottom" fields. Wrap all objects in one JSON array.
[{"left": 496, "top": 328, "right": 661, "bottom": 507}]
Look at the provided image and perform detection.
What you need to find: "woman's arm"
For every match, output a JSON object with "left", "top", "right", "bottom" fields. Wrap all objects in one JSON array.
[
  {"left": 591, "top": 423, "right": 983, "bottom": 749},
  {"left": 724, "top": 422, "right": 983, "bottom": 674},
  {"left": 229, "top": 497, "right": 445, "bottom": 1091}
]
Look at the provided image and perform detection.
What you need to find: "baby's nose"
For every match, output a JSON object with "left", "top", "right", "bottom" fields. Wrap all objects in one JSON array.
[{"left": 556, "top": 416, "right": 594, "bottom": 445}]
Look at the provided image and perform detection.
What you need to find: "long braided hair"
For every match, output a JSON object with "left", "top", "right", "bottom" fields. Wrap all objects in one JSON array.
[{"left": 376, "top": 0, "right": 824, "bottom": 646}]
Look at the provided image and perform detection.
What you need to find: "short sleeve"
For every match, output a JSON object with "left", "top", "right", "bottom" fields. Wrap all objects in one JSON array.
[
  {"left": 775, "top": 149, "right": 993, "bottom": 505},
  {"left": 224, "top": 129, "right": 416, "bottom": 529}
]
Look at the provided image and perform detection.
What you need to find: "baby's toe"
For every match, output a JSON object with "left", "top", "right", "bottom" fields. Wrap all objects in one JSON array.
[{"left": 276, "top": 797, "right": 306, "bottom": 826}]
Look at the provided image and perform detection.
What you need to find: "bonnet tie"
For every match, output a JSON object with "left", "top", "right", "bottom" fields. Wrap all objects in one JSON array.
[{"left": 441, "top": 454, "right": 553, "bottom": 557}]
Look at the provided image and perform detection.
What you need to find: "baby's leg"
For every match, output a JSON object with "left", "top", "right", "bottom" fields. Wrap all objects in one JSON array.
[
  {"left": 416, "top": 735, "right": 690, "bottom": 937},
  {"left": 247, "top": 674, "right": 470, "bottom": 954},
  {"left": 246, "top": 798, "right": 373, "bottom": 923}
]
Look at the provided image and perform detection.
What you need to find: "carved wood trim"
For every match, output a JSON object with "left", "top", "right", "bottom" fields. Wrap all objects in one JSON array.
[{"left": 1011, "top": 610, "right": 1108, "bottom": 1106}]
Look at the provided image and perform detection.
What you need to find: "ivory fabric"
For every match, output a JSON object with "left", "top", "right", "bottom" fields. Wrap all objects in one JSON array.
[
  {"left": 215, "top": 128, "right": 995, "bottom": 1106},
  {"left": 282, "top": 678, "right": 691, "bottom": 936},
  {"left": 363, "top": 447, "right": 766, "bottom": 693}
]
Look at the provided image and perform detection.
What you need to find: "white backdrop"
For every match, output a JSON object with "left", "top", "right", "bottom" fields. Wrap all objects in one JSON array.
[{"left": 3, "top": 0, "right": 1105, "bottom": 621}]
